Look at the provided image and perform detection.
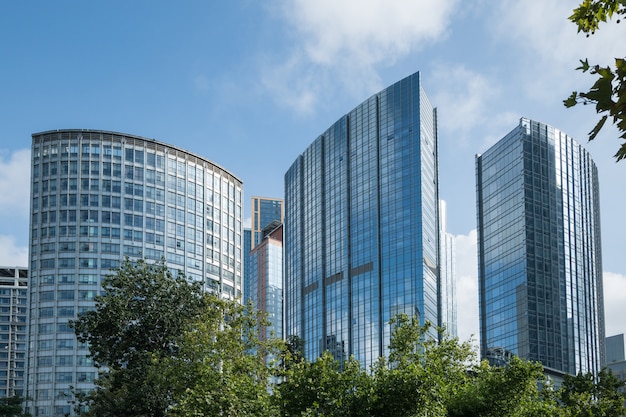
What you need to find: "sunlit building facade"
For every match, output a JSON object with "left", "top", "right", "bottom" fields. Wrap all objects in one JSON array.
[
  {"left": 285, "top": 71, "right": 442, "bottom": 368},
  {"left": 251, "top": 197, "right": 283, "bottom": 249},
  {"left": 248, "top": 222, "right": 284, "bottom": 341},
  {"left": 244, "top": 197, "right": 283, "bottom": 304},
  {"left": 0, "top": 267, "right": 28, "bottom": 398},
  {"left": 439, "top": 201, "right": 457, "bottom": 338},
  {"left": 476, "top": 118, "right": 605, "bottom": 376},
  {"left": 28, "top": 129, "right": 243, "bottom": 416}
]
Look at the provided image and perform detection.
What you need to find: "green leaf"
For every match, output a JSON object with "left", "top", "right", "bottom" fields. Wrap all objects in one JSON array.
[
  {"left": 564, "top": 92, "right": 579, "bottom": 108},
  {"left": 589, "top": 115, "right": 608, "bottom": 140},
  {"left": 577, "top": 58, "right": 591, "bottom": 72}
]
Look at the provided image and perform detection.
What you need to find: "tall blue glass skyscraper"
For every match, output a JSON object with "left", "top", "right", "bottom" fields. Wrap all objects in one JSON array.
[
  {"left": 476, "top": 118, "right": 605, "bottom": 376},
  {"left": 284, "top": 71, "right": 442, "bottom": 368}
]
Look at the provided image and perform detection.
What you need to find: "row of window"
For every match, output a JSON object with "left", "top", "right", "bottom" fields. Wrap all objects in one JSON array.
[
  {"left": 36, "top": 355, "right": 92, "bottom": 367},
  {"left": 36, "top": 371, "right": 95, "bottom": 383},
  {"left": 36, "top": 338, "right": 81, "bottom": 349},
  {"left": 37, "top": 258, "right": 117, "bottom": 270},
  {"left": 38, "top": 290, "right": 98, "bottom": 302},
  {"left": 33, "top": 157, "right": 238, "bottom": 196},
  {"left": 34, "top": 142, "right": 123, "bottom": 160}
]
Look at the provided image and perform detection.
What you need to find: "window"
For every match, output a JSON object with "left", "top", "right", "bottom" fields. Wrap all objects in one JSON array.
[
  {"left": 57, "top": 308, "right": 75, "bottom": 318},
  {"left": 79, "top": 275, "right": 98, "bottom": 284},
  {"left": 58, "top": 258, "right": 75, "bottom": 268},
  {"left": 40, "top": 275, "right": 55, "bottom": 285},
  {"left": 37, "top": 356, "right": 53, "bottom": 366},
  {"left": 55, "top": 355, "right": 73, "bottom": 366},
  {"left": 58, "top": 290, "right": 75, "bottom": 301},
  {"left": 55, "top": 372, "right": 73, "bottom": 383},
  {"left": 79, "top": 291, "right": 97, "bottom": 301},
  {"left": 40, "top": 259, "right": 55, "bottom": 269},
  {"left": 58, "top": 275, "right": 75, "bottom": 284},
  {"left": 38, "top": 324, "right": 54, "bottom": 335},
  {"left": 57, "top": 323, "right": 73, "bottom": 333},
  {"left": 80, "top": 258, "right": 98, "bottom": 268},
  {"left": 39, "top": 292, "right": 55, "bottom": 302},
  {"left": 37, "top": 372, "right": 52, "bottom": 382},
  {"left": 77, "top": 372, "right": 95, "bottom": 383}
]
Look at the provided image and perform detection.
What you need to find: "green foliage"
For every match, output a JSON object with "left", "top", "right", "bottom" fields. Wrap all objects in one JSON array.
[
  {"left": 559, "top": 368, "right": 626, "bottom": 417},
  {"left": 447, "top": 358, "right": 559, "bottom": 417},
  {"left": 275, "top": 351, "right": 373, "bottom": 417},
  {"left": 0, "top": 396, "right": 30, "bottom": 417},
  {"left": 70, "top": 257, "right": 208, "bottom": 417},
  {"left": 565, "top": 0, "right": 626, "bottom": 161},
  {"left": 158, "top": 298, "right": 282, "bottom": 417},
  {"left": 569, "top": 0, "right": 625, "bottom": 33},
  {"left": 71, "top": 266, "right": 626, "bottom": 417},
  {"left": 372, "top": 316, "right": 474, "bottom": 417}
]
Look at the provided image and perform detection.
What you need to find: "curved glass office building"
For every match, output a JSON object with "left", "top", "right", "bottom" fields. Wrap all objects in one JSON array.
[
  {"left": 284, "top": 71, "right": 443, "bottom": 368},
  {"left": 476, "top": 118, "right": 605, "bottom": 376},
  {"left": 28, "top": 130, "right": 243, "bottom": 416}
]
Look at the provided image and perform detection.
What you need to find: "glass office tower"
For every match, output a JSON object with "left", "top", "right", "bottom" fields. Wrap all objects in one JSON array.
[
  {"left": 245, "top": 196, "right": 283, "bottom": 304},
  {"left": 28, "top": 130, "right": 243, "bottom": 416},
  {"left": 248, "top": 223, "right": 284, "bottom": 341},
  {"left": 251, "top": 197, "right": 284, "bottom": 248},
  {"left": 476, "top": 118, "right": 605, "bottom": 376},
  {"left": 285, "top": 71, "right": 442, "bottom": 368}
]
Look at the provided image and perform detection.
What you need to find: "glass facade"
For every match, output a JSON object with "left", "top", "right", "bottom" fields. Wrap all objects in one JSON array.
[
  {"left": 28, "top": 130, "right": 243, "bottom": 416},
  {"left": 248, "top": 224, "right": 284, "bottom": 341},
  {"left": 245, "top": 196, "right": 283, "bottom": 307},
  {"left": 285, "top": 71, "right": 443, "bottom": 368},
  {"left": 251, "top": 197, "right": 284, "bottom": 248},
  {"left": 439, "top": 200, "right": 457, "bottom": 338},
  {"left": 476, "top": 118, "right": 605, "bottom": 376}
]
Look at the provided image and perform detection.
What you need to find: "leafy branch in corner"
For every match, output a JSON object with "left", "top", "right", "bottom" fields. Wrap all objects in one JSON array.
[{"left": 564, "top": 0, "right": 626, "bottom": 161}]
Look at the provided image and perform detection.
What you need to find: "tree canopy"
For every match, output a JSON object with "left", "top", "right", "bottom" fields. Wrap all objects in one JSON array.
[
  {"left": 157, "top": 297, "right": 281, "bottom": 417},
  {"left": 72, "top": 259, "right": 625, "bottom": 416},
  {"left": 564, "top": 0, "right": 626, "bottom": 161},
  {"left": 0, "top": 396, "right": 29, "bottom": 417},
  {"left": 70, "top": 257, "right": 208, "bottom": 417}
]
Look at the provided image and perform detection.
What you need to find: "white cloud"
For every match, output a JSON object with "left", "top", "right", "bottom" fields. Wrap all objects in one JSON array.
[
  {"left": 261, "top": 53, "right": 323, "bottom": 115},
  {"left": 286, "top": 0, "right": 457, "bottom": 68},
  {"left": 454, "top": 229, "right": 479, "bottom": 346},
  {"left": 265, "top": 0, "right": 459, "bottom": 114},
  {"left": 492, "top": 1, "right": 626, "bottom": 101},
  {"left": 0, "top": 149, "right": 30, "bottom": 215},
  {"left": 603, "top": 271, "right": 626, "bottom": 338},
  {"left": 0, "top": 235, "right": 28, "bottom": 267},
  {"left": 494, "top": 1, "right": 623, "bottom": 66},
  {"left": 429, "top": 65, "right": 518, "bottom": 149}
]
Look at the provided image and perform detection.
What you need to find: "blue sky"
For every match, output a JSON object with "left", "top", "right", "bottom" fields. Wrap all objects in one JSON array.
[{"left": 1, "top": 1, "right": 624, "bottom": 345}]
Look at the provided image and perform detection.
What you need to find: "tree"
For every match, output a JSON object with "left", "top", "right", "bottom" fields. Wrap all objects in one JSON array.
[
  {"left": 0, "top": 396, "right": 30, "bottom": 417},
  {"left": 70, "top": 257, "right": 207, "bottom": 417},
  {"left": 447, "top": 357, "right": 561, "bottom": 417},
  {"left": 371, "top": 316, "right": 474, "bottom": 417},
  {"left": 559, "top": 368, "right": 626, "bottom": 416},
  {"left": 564, "top": 0, "right": 626, "bottom": 161},
  {"left": 158, "top": 298, "right": 282, "bottom": 417},
  {"left": 275, "top": 351, "right": 373, "bottom": 417}
]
